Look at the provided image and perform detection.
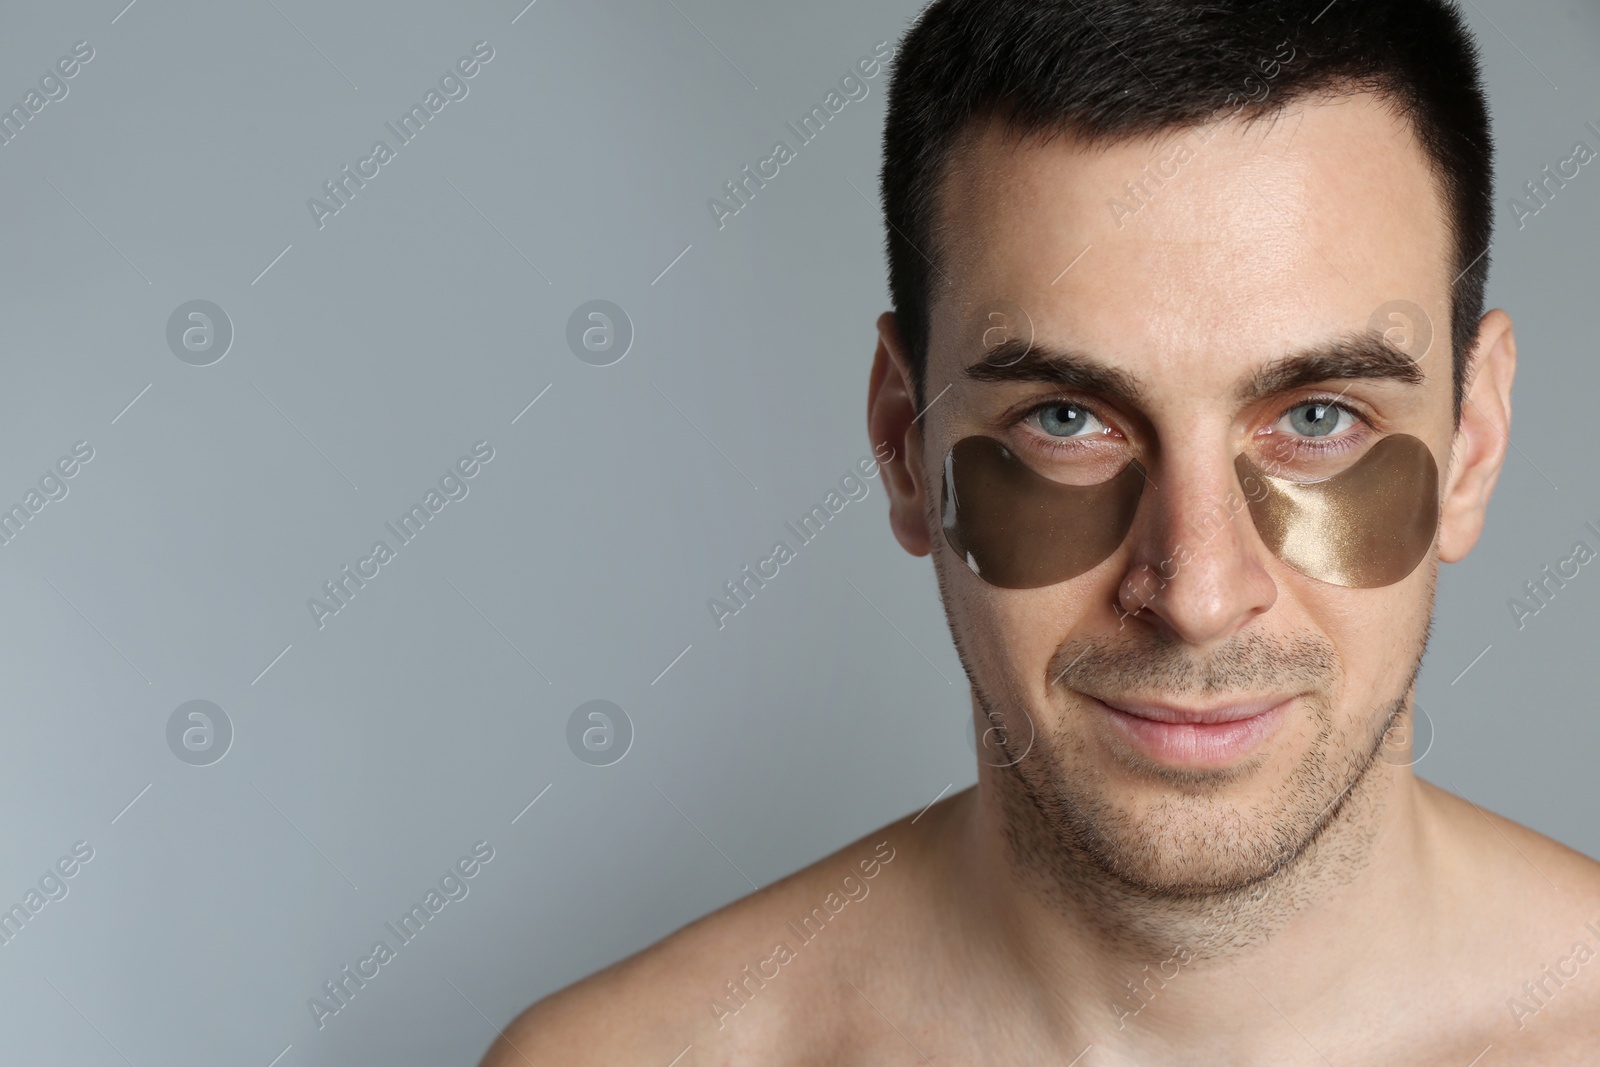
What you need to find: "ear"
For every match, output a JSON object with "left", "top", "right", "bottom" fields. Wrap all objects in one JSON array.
[
  {"left": 866, "top": 310, "right": 932, "bottom": 557},
  {"left": 1438, "top": 308, "right": 1517, "bottom": 563}
]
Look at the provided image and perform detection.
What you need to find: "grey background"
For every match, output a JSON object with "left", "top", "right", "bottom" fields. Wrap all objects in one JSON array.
[{"left": 0, "top": 0, "right": 1594, "bottom": 1063}]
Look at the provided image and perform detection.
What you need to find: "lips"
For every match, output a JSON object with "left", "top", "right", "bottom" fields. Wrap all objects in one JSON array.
[
  {"left": 1088, "top": 693, "right": 1295, "bottom": 765},
  {"left": 1095, "top": 694, "right": 1292, "bottom": 725}
]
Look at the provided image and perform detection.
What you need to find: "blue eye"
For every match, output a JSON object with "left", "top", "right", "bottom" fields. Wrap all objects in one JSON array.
[
  {"left": 1033, "top": 402, "right": 1104, "bottom": 437},
  {"left": 1283, "top": 400, "right": 1356, "bottom": 438}
]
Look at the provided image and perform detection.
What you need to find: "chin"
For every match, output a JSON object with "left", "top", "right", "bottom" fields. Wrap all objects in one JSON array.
[
  {"left": 1004, "top": 699, "right": 1377, "bottom": 897},
  {"left": 1066, "top": 790, "right": 1311, "bottom": 895}
]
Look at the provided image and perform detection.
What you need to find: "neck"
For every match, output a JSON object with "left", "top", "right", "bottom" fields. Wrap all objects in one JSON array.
[{"left": 947, "top": 744, "right": 1431, "bottom": 1049}]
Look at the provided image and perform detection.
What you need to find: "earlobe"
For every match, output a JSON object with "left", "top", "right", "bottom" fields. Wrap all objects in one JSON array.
[
  {"left": 867, "top": 310, "right": 933, "bottom": 557},
  {"left": 1437, "top": 309, "right": 1516, "bottom": 563}
]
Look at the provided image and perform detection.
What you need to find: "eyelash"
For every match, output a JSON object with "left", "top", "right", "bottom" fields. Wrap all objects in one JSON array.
[
  {"left": 1009, "top": 393, "right": 1374, "bottom": 457},
  {"left": 1267, "top": 394, "right": 1373, "bottom": 455},
  {"left": 1011, "top": 397, "right": 1117, "bottom": 458}
]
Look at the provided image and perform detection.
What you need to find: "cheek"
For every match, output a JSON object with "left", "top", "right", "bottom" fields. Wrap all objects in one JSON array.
[
  {"left": 944, "top": 563, "right": 1109, "bottom": 697},
  {"left": 1284, "top": 563, "right": 1435, "bottom": 716}
]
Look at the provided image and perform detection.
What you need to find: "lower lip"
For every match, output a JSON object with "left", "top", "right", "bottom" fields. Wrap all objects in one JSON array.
[{"left": 1091, "top": 697, "right": 1290, "bottom": 767}]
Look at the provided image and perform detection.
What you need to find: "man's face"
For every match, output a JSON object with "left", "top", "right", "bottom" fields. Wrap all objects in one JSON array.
[{"left": 913, "top": 93, "right": 1461, "bottom": 894}]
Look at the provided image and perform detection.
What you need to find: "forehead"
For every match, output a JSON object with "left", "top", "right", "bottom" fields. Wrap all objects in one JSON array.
[{"left": 928, "top": 91, "right": 1453, "bottom": 400}]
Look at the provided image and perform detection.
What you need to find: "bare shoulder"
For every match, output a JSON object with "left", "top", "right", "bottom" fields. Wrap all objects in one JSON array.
[
  {"left": 1420, "top": 777, "right": 1600, "bottom": 905},
  {"left": 477, "top": 808, "right": 931, "bottom": 1067},
  {"left": 1418, "top": 779, "right": 1600, "bottom": 1061}
]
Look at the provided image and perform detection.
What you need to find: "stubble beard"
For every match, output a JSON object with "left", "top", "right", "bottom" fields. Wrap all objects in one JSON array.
[{"left": 965, "top": 623, "right": 1426, "bottom": 960}]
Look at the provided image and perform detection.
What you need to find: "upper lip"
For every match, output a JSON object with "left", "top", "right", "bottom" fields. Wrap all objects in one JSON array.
[{"left": 1091, "top": 693, "right": 1295, "bottom": 724}]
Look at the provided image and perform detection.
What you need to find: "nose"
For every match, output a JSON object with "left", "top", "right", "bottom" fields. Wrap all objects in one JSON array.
[{"left": 1115, "top": 446, "right": 1277, "bottom": 645}]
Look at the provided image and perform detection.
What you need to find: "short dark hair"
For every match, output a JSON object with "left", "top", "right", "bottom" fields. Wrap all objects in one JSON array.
[{"left": 879, "top": 0, "right": 1493, "bottom": 425}]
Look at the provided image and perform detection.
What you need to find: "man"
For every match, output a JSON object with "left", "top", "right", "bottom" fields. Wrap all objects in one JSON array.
[{"left": 483, "top": 1, "right": 1600, "bottom": 1062}]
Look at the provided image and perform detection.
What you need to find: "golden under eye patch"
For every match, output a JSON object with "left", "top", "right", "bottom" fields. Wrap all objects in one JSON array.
[
  {"left": 940, "top": 434, "right": 1438, "bottom": 590},
  {"left": 939, "top": 436, "right": 1147, "bottom": 588},
  {"left": 1234, "top": 434, "right": 1439, "bottom": 588}
]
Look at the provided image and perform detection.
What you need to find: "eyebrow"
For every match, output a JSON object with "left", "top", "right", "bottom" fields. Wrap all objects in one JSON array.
[
  {"left": 1237, "top": 332, "right": 1425, "bottom": 402},
  {"left": 963, "top": 340, "right": 1147, "bottom": 406},
  {"left": 961, "top": 331, "right": 1425, "bottom": 408}
]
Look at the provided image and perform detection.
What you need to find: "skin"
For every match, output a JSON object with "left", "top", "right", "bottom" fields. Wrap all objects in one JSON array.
[{"left": 480, "top": 91, "right": 1600, "bottom": 1066}]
